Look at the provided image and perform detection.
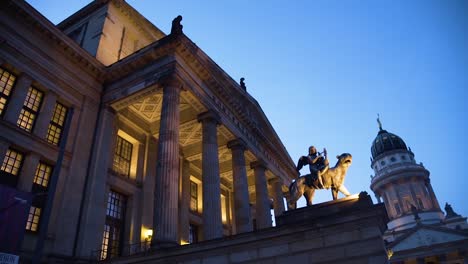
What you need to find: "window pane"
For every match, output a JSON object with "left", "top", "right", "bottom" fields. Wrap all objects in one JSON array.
[
  {"left": 46, "top": 103, "right": 67, "bottom": 145},
  {"left": 25, "top": 206, "right": 41, "bottom": 232},
  {"left": 33, "top": 162, "right": 53, "bottom": 188},
  {"left": 0, "top": 68, "right": 16, "bottom": 116},
  {"left": 1, "top": 149, "right": 23, "bottom": 176},
  {"left": 112, "top": 136, "right": 133, "bottom": 177},
  {"left": 17, "top": 87, "right": 43, "bottom": 132}
]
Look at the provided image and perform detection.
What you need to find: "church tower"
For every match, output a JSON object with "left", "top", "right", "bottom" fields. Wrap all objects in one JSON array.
[{"left": 369, "top": 118, "right": 444, "bottom": 233}]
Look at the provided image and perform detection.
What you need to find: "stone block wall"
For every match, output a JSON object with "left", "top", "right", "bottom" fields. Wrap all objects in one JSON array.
[{"left": 108, "top": 192, "right": 389, "bottom": 264}]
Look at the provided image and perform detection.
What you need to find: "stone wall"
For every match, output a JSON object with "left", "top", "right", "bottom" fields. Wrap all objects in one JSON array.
[{"left": 108, "top": 192, "right": 389, "bottom": 264}]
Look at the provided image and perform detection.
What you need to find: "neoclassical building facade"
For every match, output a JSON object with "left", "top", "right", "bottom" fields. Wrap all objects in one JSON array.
[{"left": 0, "top": 0, "right": 297, "bottom": 261}]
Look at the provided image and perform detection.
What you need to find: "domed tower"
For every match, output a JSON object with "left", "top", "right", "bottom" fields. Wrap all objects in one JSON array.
[{"left": 369, "top": 118, "right": 444, "bottom": 233}]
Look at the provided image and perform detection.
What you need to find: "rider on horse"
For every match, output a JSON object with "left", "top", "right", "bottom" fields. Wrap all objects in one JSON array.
[{"left": 296, "top": 146, "right": 328, "bottom": 188}]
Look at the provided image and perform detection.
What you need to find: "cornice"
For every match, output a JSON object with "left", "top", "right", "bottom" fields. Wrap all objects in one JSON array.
[{"left": 5, "top": 0, "right": 105, "bottom": 79}]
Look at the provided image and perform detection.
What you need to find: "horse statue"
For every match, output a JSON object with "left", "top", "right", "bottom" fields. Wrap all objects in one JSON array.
[{"left": 288, "top": 153, "right": 352, "bottom": 209}]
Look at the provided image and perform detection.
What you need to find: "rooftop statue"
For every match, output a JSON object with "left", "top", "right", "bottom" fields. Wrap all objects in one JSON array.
[
  {"left": 445, "top": 202, "right": 461, "bottom": 218},
  {"left": 240, "top": 78, "right": 247, "bottom": 91},
  {"left": 171, "top": 15, "right": 183, "bottom": 35},
  {"left": 288, "top": 146, "right": 352, "bottom": 209}
]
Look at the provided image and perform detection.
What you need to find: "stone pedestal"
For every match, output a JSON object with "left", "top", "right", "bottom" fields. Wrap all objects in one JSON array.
[
  {"left": 227, "top": 139, "right": 252, "bottom": 234},
  {"left": 153, "top": 83, "right": 182, "bottom": 247},
  {"left": 198, "top": 110, "right": 223, "bottom": 240},
  {"left": 251, "top": 160, "right": 271, "bottom": 229}
]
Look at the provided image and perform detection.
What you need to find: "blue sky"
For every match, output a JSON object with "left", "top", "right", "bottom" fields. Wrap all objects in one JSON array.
[{"left": 27, "top": 0, "right": 468, "bottom": 217}]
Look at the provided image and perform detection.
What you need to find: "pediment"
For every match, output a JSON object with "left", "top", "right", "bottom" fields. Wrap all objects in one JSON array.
[{"left": 391, "top": 227, "right": 468, "bottom": 252}]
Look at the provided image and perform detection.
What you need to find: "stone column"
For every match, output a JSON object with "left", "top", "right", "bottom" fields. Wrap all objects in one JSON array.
[
  {"left": 17, "top": 153, "right": 40, "bottom": 192},
  {"left": 425, "top": 179, "right": 440, "bottom": 210},
  {"left": 179, "top": 159, "right": 190, "bottom": 244},
  {"left": 269, "top": 177, "right": 285, "bottom": 217},
  {"left": 4, "top": 74, "right": 32, "bottom": 124},
  {"left": 33, "top": 91, "right": 57, "bottom": 139},
  {"left": 153, "top": 81, "right": 182, "bottom": 247},
  {"left": 227, "top": 139, "right": 252, "bottom": 234},
  {"left": 251, "top": 160, "right": 272, "bottom": 229},
  {"left": 392, "top": 183, "right": 405, "bottom": 214},
  {"left": 409, "top": 182, "right": 419, "bottom": 208},
  {"left": 197, "top": 110, "right": 223, "bottom": 240}
]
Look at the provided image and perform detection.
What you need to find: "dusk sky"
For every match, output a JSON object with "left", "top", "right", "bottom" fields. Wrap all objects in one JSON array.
[{"left": 27, "top": 0, "right": 468, "bottom": 217}]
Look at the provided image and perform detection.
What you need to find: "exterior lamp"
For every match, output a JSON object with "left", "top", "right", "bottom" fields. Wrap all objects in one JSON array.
[{"left": 145, "top": 229, "right": 153, "bottom": 240}]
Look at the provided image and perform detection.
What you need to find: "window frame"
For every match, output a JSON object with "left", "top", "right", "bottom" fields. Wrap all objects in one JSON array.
[
  {"left": 0, "top": 68, "right": 16, "bottom": 117},
  {"left": 17, "top": 86, "right": 44, "bottom": 132},
  {"left": 46, "top": 102, "right": 68, "bottom": 146},
  {"left": 100, "top": 190, "right": 127, "bottom": 260},
  {"left": 0, "top": 148, "right": 24, "bottom": 187},
  {"left": 112, "top": 136, "right": 133, "bottom": 178}
]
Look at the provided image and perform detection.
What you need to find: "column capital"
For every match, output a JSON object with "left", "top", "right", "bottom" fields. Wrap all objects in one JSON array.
[
  {"left": 160, "top": 75, "right": 184, "bottom": 89},
  {"left": 197, "top": 110, "right": 220, "bottom": 125},
  {"left": 227, "top": 138, "right": 247, "bottom": 151},
  {"left": 250, "top": 160, "right": 267, "bottom": 170},
  {"left": 268, "top": 176, "right": 283, "bottom": 185}
]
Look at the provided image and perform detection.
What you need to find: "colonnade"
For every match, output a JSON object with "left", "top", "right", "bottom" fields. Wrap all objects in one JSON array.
[{"left": 151, "top": 80, "right": 286, "bottom": 245}]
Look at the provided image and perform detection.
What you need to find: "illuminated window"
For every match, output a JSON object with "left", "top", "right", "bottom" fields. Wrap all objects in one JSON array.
[
  {"left": 33, "top": 162, "right": 52, "bottom": 188},
  {"left": 189, "top": 224, "right": 198, "bottom": 244},
  {"left": 101, "top": 190, "right": 126, "bottom": 260},
  {"left": 25, "top": 206, "right": 41, "bottom": 232},
  {"left": 190, "top": 181, "right": 198, "bottom": 212},
  {"left": 113, "top": 136, "right": 133, "bottom": 178},
  {"left": 17, "top": 87, "right": 43, "bottom": 132},
  {"left": 46, "top": 103, "right": 67, "bottom": 145},
  {"left": 0, "top": 149, "right": 24, "bottom": 187},
  {"left": 0, "top": 68, "right": 16, "bottom": 116},
  {"left": 221, "top": 194, "right": 227, "bottom": 224}
]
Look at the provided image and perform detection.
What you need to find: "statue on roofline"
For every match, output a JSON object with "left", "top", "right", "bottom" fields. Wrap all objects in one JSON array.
[{"left": 171, "top": 15, "right": 183, "bottom": 35}]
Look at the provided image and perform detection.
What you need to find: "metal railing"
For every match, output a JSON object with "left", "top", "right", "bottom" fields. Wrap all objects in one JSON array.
[{"left": 92, "top": 240, "right": 151, "bottom": 262}]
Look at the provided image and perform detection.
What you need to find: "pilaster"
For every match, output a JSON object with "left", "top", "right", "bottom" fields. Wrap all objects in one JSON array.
[
  {"left": 227, "top": 139, "right": 253, "bottom": 234},
  {"left": 198, "top": 110, "right": 223, "bottom": 240},
  {"left": 251, "top": 160, "right": 272, "bottom": 229},
  {"left": 17, "top": 152, "right": 40, "bottom": 192},
  {"left": 0, "top": 139, "right": 10, "bottom": 161},
  {"left": 76, "top": 106, "right": 116, "bottom": 256},
  {"left": 153, "top": 81, "right": 182, "bottom": 247},
  {"left": 33, "top": 91, "right": 57, "bottom": 139}
]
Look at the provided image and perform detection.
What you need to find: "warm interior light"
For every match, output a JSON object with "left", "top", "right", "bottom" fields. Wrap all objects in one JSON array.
[
  {"left": 180, "top": 240, "right": 189, "bottom": 245},
  {"left": 145, "top": 228, "right": 153, "bottom": 239}
]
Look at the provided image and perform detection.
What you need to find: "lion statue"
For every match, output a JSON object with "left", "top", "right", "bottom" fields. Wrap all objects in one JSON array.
[{"left": 288, "top": 153, "right": 352, "bottom": 209}]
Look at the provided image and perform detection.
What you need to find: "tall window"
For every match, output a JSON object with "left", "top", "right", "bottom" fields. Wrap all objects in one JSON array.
[
  {"left": 394, "top": 202, "right": 401, "bottom": 215},
  {"left": 17, "top": 87, "right": 43, "bottom": 132},
  {"left": 189, "top": 224, "right": 198, "bottom": 244},
  {"left": 0, "top": 68, "right": 16, "bottom": 116},
  {"left": 46, "top": 103, "right": 67, "bottom": 145},
  {"left": 113, "top": 136, "right": 133, "bottom": 178},
  {"left": 190, "top": 181, "right": 198, "bottom": 212},
  {"left": 0, "top": 149, "right": 24, "bottom": 187},
  {"left": 26, "top": 162, "right": 53, "bottom": 232},
  {"left": 25, "top": 206, "right": 41, "bottom": 232},
  {"left": 221, "top": 194, "right": 227, "bottom": 224},
  {"left": 101, "top": 190, "right": 127, "bottom": 260},
  {"left": 417, "top": 197, "right": 424, "bottom": 210}
]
